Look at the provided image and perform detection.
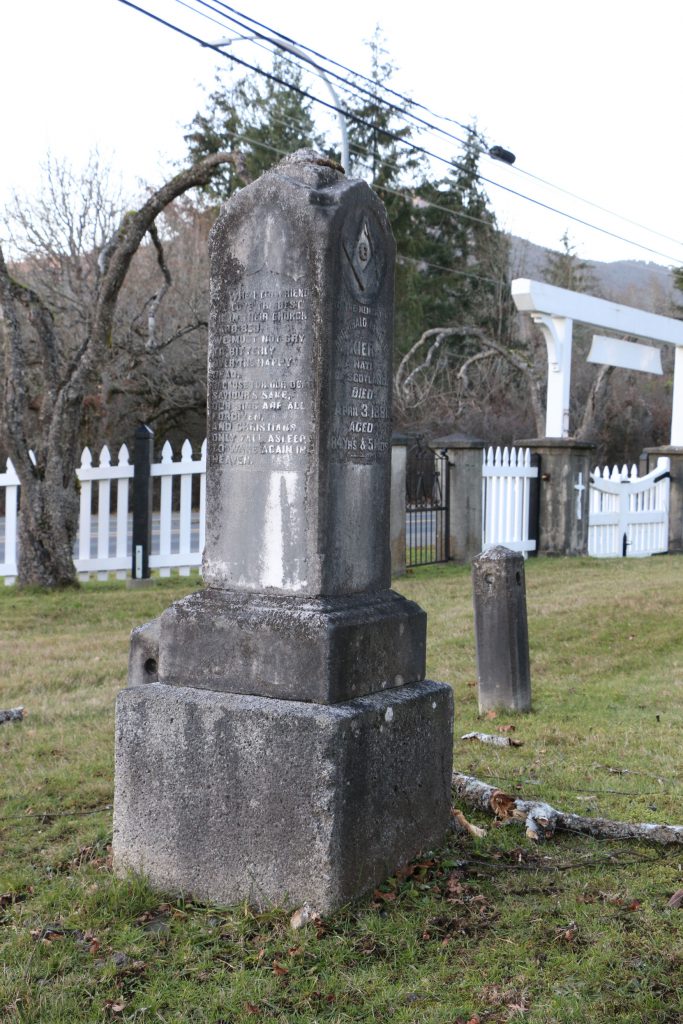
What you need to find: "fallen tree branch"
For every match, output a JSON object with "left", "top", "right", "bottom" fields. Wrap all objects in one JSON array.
[
  {"left": 452, "top": 772, "right": 683, "bottom": 845},
  {"left": 0, "top": 707, "right": 24, "bottom": 725},
  {"left": 451, "top": 808, "right": 487, "bottom": 839},
  {"left": 462, "top": 732, "right": 523, "bottom": 748}
]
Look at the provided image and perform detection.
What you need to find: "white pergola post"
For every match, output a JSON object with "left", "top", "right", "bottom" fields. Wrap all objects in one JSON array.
[
  {"left": 512, "top": 279, "right": 683, "bottom": 445},
  {"left": 530, "top": 314, "right": 573, "bottom": 438},
  {"left": 671, "top": 347, "right": 683, "bottom": 447}
]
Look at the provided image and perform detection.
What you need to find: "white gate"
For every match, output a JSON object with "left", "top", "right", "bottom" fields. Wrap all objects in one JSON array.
[
  {"left": 588, "top": 456, "right": 670, "bottom": 557},
  {"left": 482, "top": 446, "right": 538, "bottom": 555}
]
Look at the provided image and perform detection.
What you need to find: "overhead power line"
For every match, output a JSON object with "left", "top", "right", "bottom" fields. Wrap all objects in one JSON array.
[
  {"left": 118, "top": 0, "right": 683, "bottom": 267},
  {"left": 193, "top": 124, "right": 507, "bottom": 288},
  {"left": 182, "top": 0, "right": 683, "bottom": 259},
  {"left": 187, "top": 0, "right": 480, "bottom": 147}
]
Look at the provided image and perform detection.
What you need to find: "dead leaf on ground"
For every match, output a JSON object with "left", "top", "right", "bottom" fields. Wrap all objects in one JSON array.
[
  {"left": 485, "top": 710, "right": 497, "bottom": 720},
  {"left": 490, "top": 789, "right": 517, "bottom": 820},
  {"left": 104, "top": 1000, "right": 126, "bottom": 1016},
  {"left": 290, "top": 903, "right": 321, "bottom": 930},
  {"left": 446, "top": 873, "right": 465, "bottom": 897},
  {"left": 272, "top": 960, "right": 288, "bottom": 976},
  {"left": 666, "top": 889, "right": 683, "bottom": 908},
  {"left": 497, "top": 724, "right": 516, "bottom": 733},
  {"left": 479, "top": 984, "right": 530, "bottom": 1014},
  {"left": 556, "top": 921, "right": 579, "bottom": 943},
  {"left": 31, "top": 926, "right": 66, "bottom": 943}
]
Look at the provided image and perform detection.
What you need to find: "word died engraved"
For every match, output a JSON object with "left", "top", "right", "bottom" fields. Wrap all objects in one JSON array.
[
  {"left": 330, "top": 298, "right": 391, "bottom": 462},
  {"left": 209, "top": 287, "right": 313, "bottom": 467}
]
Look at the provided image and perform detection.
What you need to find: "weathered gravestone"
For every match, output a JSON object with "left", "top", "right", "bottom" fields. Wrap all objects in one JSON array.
[
  {"left": 113, "top": 151, "right": 454, "bottom": 912},
  {"left": 472, "top": 546, "right": 531, "bottom": 714}
]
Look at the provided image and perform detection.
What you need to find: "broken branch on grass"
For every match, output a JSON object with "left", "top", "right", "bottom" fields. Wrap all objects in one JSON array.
[
  {"left": 452, "top": 808, "right": 488, "bottom": 839},
  {"left": 461, "top": 732, "right": 523, "bottom": 748},
  {"left": 0, "top": 707, "right": 24, "bottom": 725},
  {"left": 453, "top": 772, "right": 683, "bottom": 845}
]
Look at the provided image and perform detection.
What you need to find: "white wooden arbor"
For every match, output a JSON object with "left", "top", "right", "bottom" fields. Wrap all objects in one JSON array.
[{"left": 512, "top": 279, "right": 683, "bottom": 443}]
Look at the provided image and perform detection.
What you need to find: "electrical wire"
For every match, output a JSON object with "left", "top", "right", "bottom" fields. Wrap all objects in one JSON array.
[
  {"left": 197, "top": 124, "right": 507, "bottom": 289},
  {"left": 221, "top": 1, "right": 683, "bottom": 259},
  {"left": 118, "top": 0, "right": 683, "bottom": 267},
  {"left": 512, "top": 164, "right": 683, "bottom": 250},
  {"left": 180, "top": 0, "right": 683, "bottom": 260},
  {"left": 182, "top": 0, "right": 478, "bottom": 150},
  {"left": 192, "top": 97, "right": 678, "bottom": 285}
]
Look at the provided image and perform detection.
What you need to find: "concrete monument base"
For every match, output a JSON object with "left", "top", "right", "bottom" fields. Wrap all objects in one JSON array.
[
  {"left": 138, "top": 588, "right": 427, "bottom": 704},
  {"left": 113, "top": 680, "right": 453, "bottom": 913}
]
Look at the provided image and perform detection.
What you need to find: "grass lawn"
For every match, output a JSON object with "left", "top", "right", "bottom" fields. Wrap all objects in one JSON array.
[{"left": 1, "top": 558, "right": 682, "bottom": 1023}]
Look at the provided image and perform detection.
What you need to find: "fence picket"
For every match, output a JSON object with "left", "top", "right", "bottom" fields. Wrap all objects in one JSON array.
[
  {"left": 0, "top": 458, "right": 19, "bottom": 584},
  {"left": 178, "top": 439, "right": 194, "bottom": 576},
  {"left": 96, "top": 446, "right": 112, "bottom": 581},
  {"left": 482, "top": 445, "right": 538, "bottom": 555},
  {"left": 77, "top": 448, "right": 93, "bottom": 581},
  {"left": 199, "top": 439, "right": 207, "bottom": 555},
  {"left": 157, "top": 441, "right": 174, "bottom": 578},
  {"left": 115, "top": 445, "right": 130, "bottom": 579}
]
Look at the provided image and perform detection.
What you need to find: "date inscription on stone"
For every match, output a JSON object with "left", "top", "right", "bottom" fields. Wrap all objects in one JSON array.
[{"left": 330, "top": 296, "right": 391, "bottom": 463}]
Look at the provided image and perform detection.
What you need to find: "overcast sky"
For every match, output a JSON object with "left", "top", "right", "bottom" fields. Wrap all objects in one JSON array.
[{"left": 2, "top": 0, "right": 682, "bottom": 273}]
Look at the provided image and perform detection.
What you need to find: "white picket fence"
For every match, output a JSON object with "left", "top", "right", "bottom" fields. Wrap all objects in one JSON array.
[
  {"left": 0, "top": 439, "right": 206, "bottom": 585},
  {"left": 482, "top": 446, "right": 538, "bottom": 555},
  {"left": 587, "top": 456, "right": 670, "bottom": 557}
]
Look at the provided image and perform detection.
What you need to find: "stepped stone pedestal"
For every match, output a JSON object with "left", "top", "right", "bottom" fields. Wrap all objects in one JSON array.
[{"left": 113, "top": 151, "right": 454, "bottom": 912}]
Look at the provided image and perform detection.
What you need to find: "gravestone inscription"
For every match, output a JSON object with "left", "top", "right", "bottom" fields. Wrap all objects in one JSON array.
[{"left": 114, "top": 151, "right": 454, "bottom": 912}]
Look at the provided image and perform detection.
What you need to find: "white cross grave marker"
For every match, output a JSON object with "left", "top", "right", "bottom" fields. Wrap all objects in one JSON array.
[{"left": 574, "top": 472, "right": 585, "bottom": 521}]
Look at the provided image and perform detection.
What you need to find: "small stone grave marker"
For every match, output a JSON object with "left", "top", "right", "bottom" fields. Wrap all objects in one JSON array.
[{"left": 472, "top": 545, "right": 531, "bottom": 714}]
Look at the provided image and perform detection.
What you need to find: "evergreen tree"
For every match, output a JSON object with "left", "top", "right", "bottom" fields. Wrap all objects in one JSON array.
[
  {"left": 411, "top": 130, "right": 510, "bottom": 342},
  {"left": 543, "top": 231, "right": 598, "bottom": 293},
  {"left": 185, "top": 55, "right": 324, "bottom": 197},
  {"left": 672, "top": 266, "right": 683, "bottom": 315}
]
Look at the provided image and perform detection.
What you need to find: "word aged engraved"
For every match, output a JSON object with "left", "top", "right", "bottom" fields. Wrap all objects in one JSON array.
[
  {"left": 329, "top": 296, "right": 391, "bottom": 462},
  {"left": 208, "top": 285, "right": 314, "bottom": 469}
]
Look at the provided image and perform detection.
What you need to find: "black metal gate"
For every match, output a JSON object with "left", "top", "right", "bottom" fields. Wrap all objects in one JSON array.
[{"left": 405, "top": 443, "right": 450, "bottom": 567}]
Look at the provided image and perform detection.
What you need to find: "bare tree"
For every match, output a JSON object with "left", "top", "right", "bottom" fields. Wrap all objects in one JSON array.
[
  {"left": 394, "top": 324, "right": 547, "bottom": 438},
  {"left": 0, "top": 152, "right": 235, "bottom": 587}
]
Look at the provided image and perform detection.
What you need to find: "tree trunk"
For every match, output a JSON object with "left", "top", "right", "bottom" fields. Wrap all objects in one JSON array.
[
  {"left": 1, "top": 153, "right": 235, "bottom": 588},
  {"left": 17, "top": 464, "right": 80, "bottom": 588}
]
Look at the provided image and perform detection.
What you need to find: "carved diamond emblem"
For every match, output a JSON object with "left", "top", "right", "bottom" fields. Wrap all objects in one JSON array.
[
  {"left": 344, "top": 221, "right": 375, "bottom": 291},
  {"left": 356, "top": 223, "right": 372, "bottom": 267}
]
